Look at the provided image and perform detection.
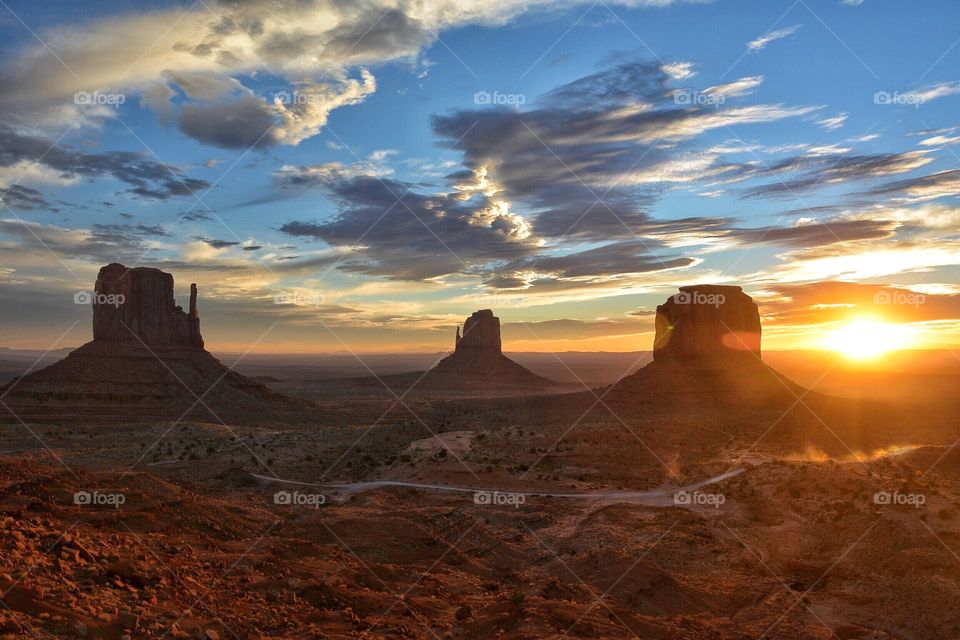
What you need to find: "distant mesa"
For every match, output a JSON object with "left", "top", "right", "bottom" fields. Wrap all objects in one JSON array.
[
  {"left": 1, "top": 263, "right": 309, "bottom": 424},
  {"left": 427, "top": 309, "right": 556, "bottom": 390}
]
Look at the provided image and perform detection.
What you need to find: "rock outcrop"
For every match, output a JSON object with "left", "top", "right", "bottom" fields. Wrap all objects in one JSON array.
[
  {"left": 427, "top": 310, "right": 555, "bottom": 391},
  {"left": 610, "top": 285, "right": 800, "bottom": 406},
  {"left": 653, "top": 285, "right": 761, "bottom": 368},
  {"left": 0, "top": 264, "right": 310, "bottom": 424},
  {"left": 92, "top": 263, "right": 203, "bottom": 348},
  {"left": 455, "top": 309, "right": 502, "bottom": 354}
]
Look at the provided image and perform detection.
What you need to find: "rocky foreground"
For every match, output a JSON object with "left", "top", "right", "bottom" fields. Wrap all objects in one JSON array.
[{"left": 3, "top": 416, "right": 960, "bottom": 639}]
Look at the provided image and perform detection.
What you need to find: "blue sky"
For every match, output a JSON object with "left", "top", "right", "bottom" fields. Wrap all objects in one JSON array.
[{"left": 1, "top": 0, "right": 959, "bottom": 352}]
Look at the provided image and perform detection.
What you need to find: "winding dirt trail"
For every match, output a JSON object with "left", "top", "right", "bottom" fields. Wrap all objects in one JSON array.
[{"left": 251, "top": 467, "right": 745, "bottom": 505}]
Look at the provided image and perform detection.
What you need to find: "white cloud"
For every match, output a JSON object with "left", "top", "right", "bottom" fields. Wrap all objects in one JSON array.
[
  {"left": 816, "top": 112, "right": 848, "bottom": 131},
  {"left": 0, "top": 0, "right": 707, "bottom": 147},
  {"left": 919, "top": 135, "right": 960, "bottom": 146},
  {"left": 747, "top": 25, "right": 802, "bottom": 51},
  {"left": 662, "top": 61, "right": 695, "bottom": 80},
  {"left": 703, "top": 75, "right": 764, "bottom": 98},
  {"left": 905, "top": 81, "right": 960, "bottom": 103}
]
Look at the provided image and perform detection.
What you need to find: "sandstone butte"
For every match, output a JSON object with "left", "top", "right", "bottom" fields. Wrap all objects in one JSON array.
[
  {"left": 428, "top": 309, "right": 555, "bottom": 388},
  {"left": 0, "top": 263, "right": 307, "bottom": 424}
]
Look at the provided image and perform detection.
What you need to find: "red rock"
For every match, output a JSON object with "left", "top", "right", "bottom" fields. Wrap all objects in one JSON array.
[
  {"left": 1, "top": 263, "right": 314, "bottom": 424},
  {"left": 92, "top": 263, "right": 203, "bottom": 348},
  {"left": 653, "top": 285, "right": 761, "bottom": 368},
  {"left": 455, "top": 309, "right": 501, "bottom": 353},
  {"left": 428, "top": 309, "right": 554, "bottom": 389}
]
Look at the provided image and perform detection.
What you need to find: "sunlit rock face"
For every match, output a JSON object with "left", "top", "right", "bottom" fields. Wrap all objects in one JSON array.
[
  {"left": 653, "top": 285, "right": 762, "bottom": 368},
  {"left": 92, "top": 263, "right": 203, "bottom": 348}
]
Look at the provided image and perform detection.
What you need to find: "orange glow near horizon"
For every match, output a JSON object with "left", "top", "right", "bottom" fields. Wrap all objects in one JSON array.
[{"left": 820, "top": 319, "right": 916, "bottom": 360}]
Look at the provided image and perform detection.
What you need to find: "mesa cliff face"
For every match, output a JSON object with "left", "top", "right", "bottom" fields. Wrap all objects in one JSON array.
[
  {"left": 92, "top": 263, "right": 204, "bottom": 348},
  {"left": 653, "top": 285, "right": 761, "bottom": 368}
]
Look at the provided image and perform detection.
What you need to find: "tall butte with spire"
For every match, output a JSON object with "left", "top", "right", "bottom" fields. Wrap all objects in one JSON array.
[
  {"left": 91, "top": 263, "right": 203, "bottom": 348},
  {"left": 425, "top": 309, "right": 555, "bottom": 390},
  {"left": 1, "top": 263, "right": 308, "bottom": 423}
]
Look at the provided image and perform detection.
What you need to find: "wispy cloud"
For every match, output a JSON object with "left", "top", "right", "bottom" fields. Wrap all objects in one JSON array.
[
  {"left": 816, "top": 113, "right": 848, "bottom": 131},
  {"left": 919, "top": 135, "right": 960, "bottom": 146},
  {"left": 661, "top": 61, "right": 695, "bottom": 80},
  {"left": 747, "top": 25, "right": 802, "bottom": 51},
  {"left": 704, "top": 75, "right": 764, "bottom": 98},
  {"left": 905, "top": 81, "right": 960, "bottom": 103}
]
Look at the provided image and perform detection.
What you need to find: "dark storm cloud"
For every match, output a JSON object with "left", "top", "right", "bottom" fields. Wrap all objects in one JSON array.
[
  {"left": 0, "top": 127, "right": 210, "bottom": 201},
  {"left": 506, "top": 240, "right": 694, "bottom": 280},
  {"left": 178, "top": 96, "right": 278, "bottom": 150},
  {"left": 724, "top": 220, "right": 896, "bottom": 247},
  {"left": 0, "top": 184, "right": 50, "bottom": 211},
  {"left": 181, "top": 210, "right": 215, "bottom": 222},
  {"left": 431, "top": 61, "right": 811, "bottom": 241},
  {"left": 275, "top": 61, "right": 869, "bottom": 288},
  {"left": 861, "top": 169, "right": 960, "bottom": 201},
  {"left": 196, "top": 237, "right": 240, "bottom": 249},
  {"left": 0, "top": 220, "right": 153, "bottom": 263},
  {"left": 539, "top": 60, "right": 669, "bottom": 109},
  {"left": 323, "top": 8, "right": 428, "bottom": 61},
  {"left": 740, "top": 151, "right": 932, "bottom": 199},
  {"left": 280, "top": 172, "right": 537, "bottom": 280},
  {"left": 432, "top": 94, "right": 666, "bottom": 238},
  {"left": 92, "top": 223, "right": 169, "bottom": 243}
]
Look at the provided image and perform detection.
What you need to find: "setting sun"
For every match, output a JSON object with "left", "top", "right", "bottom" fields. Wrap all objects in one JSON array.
[{"left": 822, "top": 319, "right": 915, "bottom": 360}]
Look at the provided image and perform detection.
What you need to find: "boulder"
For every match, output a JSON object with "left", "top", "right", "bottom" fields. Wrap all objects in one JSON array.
[
  {"left": 92, "top": 263, "right": 203, "bottom": 348},
  {"left": 653, "top": 285, "right": 761, "bottom": 368}
]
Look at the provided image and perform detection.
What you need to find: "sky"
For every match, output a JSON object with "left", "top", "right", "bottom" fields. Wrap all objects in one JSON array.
[{"left": 0, "top": 0, "right": 959, "bottom": 354}]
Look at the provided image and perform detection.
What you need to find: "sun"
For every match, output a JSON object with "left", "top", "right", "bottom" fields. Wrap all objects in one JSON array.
[{"left": 821, "top": 319, "right": 914, "bottom": 360}]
